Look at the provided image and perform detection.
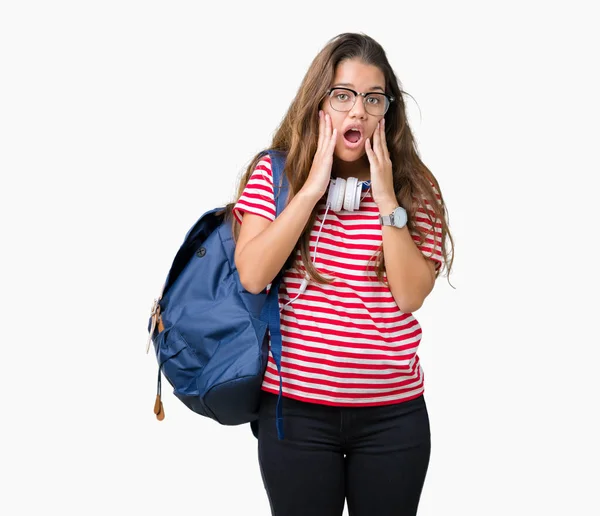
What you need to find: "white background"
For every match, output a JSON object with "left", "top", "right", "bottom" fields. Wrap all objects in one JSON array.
[{"left": 1, "top": 1, "right": 598, "bottom": 514}]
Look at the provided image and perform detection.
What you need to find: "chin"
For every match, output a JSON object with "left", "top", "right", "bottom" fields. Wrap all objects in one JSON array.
[{"left": 334, "top": 148, "right": 366, "bottom": 163}]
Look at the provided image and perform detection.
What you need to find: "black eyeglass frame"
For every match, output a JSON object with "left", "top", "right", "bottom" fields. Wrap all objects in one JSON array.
[{"left": 325, "top": 87, "right": 395, "bottom": 115}]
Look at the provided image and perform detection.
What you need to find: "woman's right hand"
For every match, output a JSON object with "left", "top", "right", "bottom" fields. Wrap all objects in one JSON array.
[{"left": 300, "top": 110, "right": 337, "bottom": 201}]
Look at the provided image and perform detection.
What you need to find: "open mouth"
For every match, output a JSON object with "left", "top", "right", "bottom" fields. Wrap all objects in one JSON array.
[{"left": 343, "top": 128, "right": 363, "bottom": 146}]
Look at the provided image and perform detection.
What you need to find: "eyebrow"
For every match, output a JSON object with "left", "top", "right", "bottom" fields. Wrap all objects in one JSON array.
[{"left": 333, "top": 83, "right": 385, "bottom": 92}]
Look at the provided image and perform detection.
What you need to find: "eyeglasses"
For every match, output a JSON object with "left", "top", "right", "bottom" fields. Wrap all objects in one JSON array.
[{"left": 326, "top": 87, "right": 395, "bottom": 116}]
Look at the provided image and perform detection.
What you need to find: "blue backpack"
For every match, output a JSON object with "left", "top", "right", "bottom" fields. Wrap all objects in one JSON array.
[{"left": 147, "top": 150, "right": 288, "bottom": 439}]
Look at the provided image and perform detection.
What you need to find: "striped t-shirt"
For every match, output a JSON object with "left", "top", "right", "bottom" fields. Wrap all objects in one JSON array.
[{"left": 233, "top": 154, "right": 443, "bottom": 407}]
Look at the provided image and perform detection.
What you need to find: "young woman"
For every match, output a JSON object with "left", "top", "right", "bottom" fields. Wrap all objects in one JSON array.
[{"left": 231, "top": 32, "right": 454, "bottom": 516}]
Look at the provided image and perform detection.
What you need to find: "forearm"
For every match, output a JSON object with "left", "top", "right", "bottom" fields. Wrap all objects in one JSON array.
[
  {"left": 236, "top": 189, "right": 319, "bottom": 294},
  {"left": 379, "top": 201, "right": 435, "bottom": 313}
]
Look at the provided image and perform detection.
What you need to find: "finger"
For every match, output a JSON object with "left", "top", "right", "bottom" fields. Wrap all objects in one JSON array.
[
  {"left": 328, "top": 128, "right": 337, "bottom": 155},
  {"left": 317, "top": 110, "right": 324, "bottom": 150},
  {"left": 365, "top": 137, "right": 374, "bottom": 163},
  {"left": 326, "top": 113, "right": 336, "bottom": 151},
  {"left": 376, "top": 121, "right": 386, "bottom": 158},
  {"left": 325, "top": 112, "right": 333, "bottom": 141},
  {"left": 372, "top": 123, "right": 382, "bottom": 160},
  {"left": 380, "top": 118, "right": 390, "bottom": 160},
  {"left": 320, "top": 112, "right": 330, "bottom": 152}
]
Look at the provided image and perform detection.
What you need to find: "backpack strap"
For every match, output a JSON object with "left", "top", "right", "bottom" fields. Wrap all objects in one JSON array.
[
  {"left": 258, "top": 149, "right": 288, "bottom": 440},
  {"left": 269, "top": 149, "right": 289, "bottom": 214}
]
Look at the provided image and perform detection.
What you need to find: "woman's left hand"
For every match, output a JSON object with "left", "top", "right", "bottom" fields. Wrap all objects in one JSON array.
[{"left": 365, "top": 118, "right": 398, "bottom": 211}]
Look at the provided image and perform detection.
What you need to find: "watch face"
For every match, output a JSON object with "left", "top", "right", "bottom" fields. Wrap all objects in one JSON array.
[{"left": 393, "top": 207, "right": 408, "bottom": 227}]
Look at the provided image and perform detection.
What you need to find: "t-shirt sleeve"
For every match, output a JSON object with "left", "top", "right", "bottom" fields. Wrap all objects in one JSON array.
[
  {"left": 232, "top": 154, "right": 276, "bottom": 224},
  {"left": 410, "top": 185, "right": 444, "bottom": 271}
]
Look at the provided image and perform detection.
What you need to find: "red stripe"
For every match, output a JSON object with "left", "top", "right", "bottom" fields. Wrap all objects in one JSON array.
[
  {"left": 234, "top": 200, "right": 275, "bottom": 216},
  {"left": 266, "top": 368, "right": 421, "bottom": 391},
  {"left": 309, "top": 234, "right": 381, "bottom": 252},
  {"left": 315, "top": 219, "right": 380, "bottom": 232},
  {"left": 281, "top": 319, "right": 421, "bottom": 345},
  {"left": 282, "top": 294, "right": 400, "bottom": 313},
  {"left": 243, "top": 181, "right": 274, "bottom": 195},
  {"left": 414, "top": 213, "right": 442, "bottom": 228},
  {"left": 303, "top": 268, "right": 388, "bottom": 284},
  {"left": 284, "top": 274, "right": 391, "bottom": 294},
  {"left": 254, "top": 163, "right": 273, "bottom": 179},
  {"left": 277, "top": 350, "right": 415, "bottom": 371},
  {"left": 279, "top": 330, "right": 421, "bottom": 357},
  {"left": 261, "top": 375, "right": 423, "bottom": 399},
  {"left": 310, "top": 226, "right": 382, "bottom": 244},
  {"left": 310, "top": 256, "right": 380, "bottom": 274},
  {"left": 411, "top": 234, "right": 441, "bottom": 247},
  {"left": 268, "top": 355, "right": 420, "bottom": 380},
  {"left": 308, "top": 244, "right": 381, "bottom": 262},
  {"left": 418, "top": 244, "right": 442, "bottom": 256},
  {"left": 281, "top": 295, "right": 412, "bottom": 324},
  {"left": 278, "top": 342, "right": 418, "bottom": 365},
  {"left": 316, "top": 205, "right": 380, "bottom": 217}
]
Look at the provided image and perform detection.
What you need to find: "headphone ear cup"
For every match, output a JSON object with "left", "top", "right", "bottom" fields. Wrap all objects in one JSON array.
[
  {"left": 326, "top": 179, "right": 335, "bottom": 208},
  {"left": 353, "top": 182, "right": 362, "bottom": 210},
  {"left": 327, "top": 178, "right": 346, "bottom": 212},
  {"left": 343, "top": 177, "right": 359, "bottom": 211}
]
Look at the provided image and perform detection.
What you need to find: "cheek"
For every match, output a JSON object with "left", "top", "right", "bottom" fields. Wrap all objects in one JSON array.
[
  {"left": 366, "top": 121, "right": 381, "bottom": 138},
  {"left": 322, "top": 109, "right": 344, "bottom": 134}
]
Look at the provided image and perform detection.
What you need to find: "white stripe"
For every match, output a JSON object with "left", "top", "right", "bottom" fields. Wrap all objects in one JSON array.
[{"left": 264, "top": 370, "right": 423, "bottom": 395}]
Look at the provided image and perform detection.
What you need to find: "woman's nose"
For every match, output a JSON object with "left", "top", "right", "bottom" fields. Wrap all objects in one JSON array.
[{"left": 349, "top": 98, "right": 368, "bottom": 119}]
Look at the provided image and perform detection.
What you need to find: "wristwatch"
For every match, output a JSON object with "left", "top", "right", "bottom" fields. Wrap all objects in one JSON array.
[{"left": 379, "top": 206, "right": 408, "bottom": 229}]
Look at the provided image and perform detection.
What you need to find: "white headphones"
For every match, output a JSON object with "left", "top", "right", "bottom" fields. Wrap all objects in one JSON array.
[{"left": 326, "top": 177, "right": 371, "bottom": 212}]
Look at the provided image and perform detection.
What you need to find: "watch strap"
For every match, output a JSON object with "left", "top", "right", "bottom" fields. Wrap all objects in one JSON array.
[{"left": 379, "top": 213, "right": 394, "bottom": 226}]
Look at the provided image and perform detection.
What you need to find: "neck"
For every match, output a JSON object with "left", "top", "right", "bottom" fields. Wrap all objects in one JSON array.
[{"left": 332, "top": 155, "right": 370, "bottom": 182}]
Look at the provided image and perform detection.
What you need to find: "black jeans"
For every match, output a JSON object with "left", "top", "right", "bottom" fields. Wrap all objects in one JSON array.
[{"left": 257, "top": 391, "right": 431, "bottom": 516}]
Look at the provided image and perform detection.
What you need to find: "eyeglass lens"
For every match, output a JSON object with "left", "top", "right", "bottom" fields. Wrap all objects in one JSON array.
[{"left": 329, "top": 88, "right": 389, "bottom": 116}]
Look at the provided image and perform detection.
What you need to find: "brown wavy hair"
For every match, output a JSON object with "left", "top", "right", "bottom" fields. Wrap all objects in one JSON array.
[{"left": 229, "top": 32, "right": 454, "bottom": 285}]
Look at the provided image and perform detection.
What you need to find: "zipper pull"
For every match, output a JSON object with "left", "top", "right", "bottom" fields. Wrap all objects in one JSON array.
[{"left": 153, "top": 368, "right": 164, "bottom": 421}]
